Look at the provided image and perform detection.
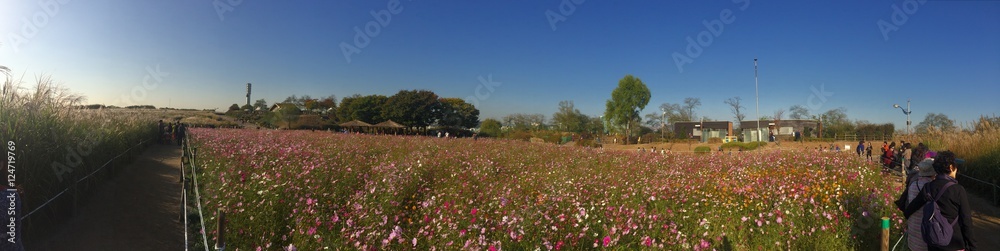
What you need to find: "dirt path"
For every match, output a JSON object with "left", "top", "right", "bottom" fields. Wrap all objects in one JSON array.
[
  {"left": 30, "top": 144, "right": 183, "bottom": 251},
  {"left": 968, "top": 193, "right": 1000, "bottom": 248}
]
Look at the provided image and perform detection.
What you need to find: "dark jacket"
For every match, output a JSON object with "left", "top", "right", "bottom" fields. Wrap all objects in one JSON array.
[{"left": 903, "top": 175, "right": 977, "bottom": 251}]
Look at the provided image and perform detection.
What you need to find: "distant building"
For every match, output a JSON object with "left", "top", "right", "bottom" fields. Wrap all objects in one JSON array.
[
  {"left": 739, "top": 119, "right": 820, "bottom": 142},
  {"left": 673, "top": 121, "right": 733, "bottom": 142}
]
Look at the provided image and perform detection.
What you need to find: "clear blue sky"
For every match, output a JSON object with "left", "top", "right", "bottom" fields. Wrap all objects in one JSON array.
[{"left": 2, "top": 1, "right": 998, "bottom": 129}]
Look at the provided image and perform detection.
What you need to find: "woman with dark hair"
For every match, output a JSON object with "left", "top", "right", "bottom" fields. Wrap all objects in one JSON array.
[{"left": 903, "top": 151, "right": 977, "bottom": 250}]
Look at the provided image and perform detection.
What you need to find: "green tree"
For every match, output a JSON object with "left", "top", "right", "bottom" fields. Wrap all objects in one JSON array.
[
  {"left": 304, "top": 99, "right": 319, "bottom": 111},
  {"left": 480, "top": 118, "right": 503, "bottom": 137},
  {"left": 253, "top": 99, "right": 268, "bottom": 110},
  {"left": 228, "top": 103, "right": 240, "bottom": 111},
  {"left": 915, "top": 113, "right": 955, "bottom": 133},
  {"left": 382, "top": 90, "right": 441, "bottom": 131},
  {"left": 552, "top": 100, "right": 588, "bottom": 132},
  {"left": 818, "top": 107, "right": 853, "bottom": 138},
  {"left": 604, "top": 75, "right": 651, "bottom": 144},
  {"left": 274, "top": 104, "right": 302, "bottom": 128},
  {"left": 438, "top": 98, "right": 480, "bottom": 129},
  {"left": 338, "top": 94, "right": 387, "bottom": 123}
]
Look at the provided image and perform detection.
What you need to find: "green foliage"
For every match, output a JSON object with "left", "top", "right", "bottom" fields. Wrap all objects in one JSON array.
[
  {"left": 273, "top": 104, "right": 302, "bottom": 128},
  {"left": 720, "top": 141, "right": 768, "bottom": 150},
  {"left": 819, "top": 107, "right": 854, "bottom": 138},
  {"left": 855, "top": 122, "right": 894, "bottom": 136},
  {"left": 479, "top": 118, "right": 503, "bottom": 137},
  {"left": 915, "top": 112, "right": 956, "bottom": 134},
  {"left": 228, "top": 103, "right": 240, "bottom": 111},
  {"left": 694, "top": 146, "right": 712, "bottom": 154},
  {"left": 253, "top": 99, "right": 268, "bottom": 110},
  {"left": 604, "top": 75, "right": 651, "bottom": 143},
  {"left": 438, "top": 98, "right": 480, "bottom": 129},
  {"left": 339, "top": 94, "right": 388, "bottom": 123},
  {"left": 552, "top": 100, "right": 590, "bottom": 133},
  {"left": 382, "top": 90, "right": 441, "bottom": 129}
]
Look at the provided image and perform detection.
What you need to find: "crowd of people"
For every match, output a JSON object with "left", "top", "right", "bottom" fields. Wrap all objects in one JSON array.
[
  {"left": 814, "top": 139, "right": 977, "bottom": 250},
  {"left": 894, "top": 150, "right": 977, "bottom": 250},
  {"left": 157, "top": 120, "right": 186, "bottom": 146}
]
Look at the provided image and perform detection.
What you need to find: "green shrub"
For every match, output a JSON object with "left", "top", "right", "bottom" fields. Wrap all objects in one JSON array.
[
  {"left": 720, "top": 141, "right": 768, "bottom": 151},
  {"left": 694, "top": 146, "right": 712, "bottom": 154}
]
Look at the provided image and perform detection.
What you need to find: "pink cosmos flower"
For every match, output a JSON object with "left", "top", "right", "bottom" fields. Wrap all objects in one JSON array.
[{"left": 603, "top": 236, "right": 611, "bottom": 247}]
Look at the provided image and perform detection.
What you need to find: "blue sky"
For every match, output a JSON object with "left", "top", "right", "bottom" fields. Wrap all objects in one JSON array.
[{"left": 2, "top": 0, "right": 998, "bottom": 129}]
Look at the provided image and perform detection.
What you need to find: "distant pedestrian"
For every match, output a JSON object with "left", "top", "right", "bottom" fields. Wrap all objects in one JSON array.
[
  {"left": 903, "top": 151, "right": 978, "bottom": 250},
  {"left": 176, "top": 122, "right": 186, "bottom": 146},
  {"left": 437, "top": 131, "right": 442, "bottom": 138},
  {"left": 866, "top": 143, "right": 873, "bottom": 161},
  {"left": 157, "top": 120, "right": 164, "bottom": 144},
  {"left": 445, "top": 132, "right": 450, "bottom": 138},
  {"left": 901, "top": 143, "right": 912, "bottom": 171},
  {"left": 856, "top": 140, "right": 865, "bottom": 157}
]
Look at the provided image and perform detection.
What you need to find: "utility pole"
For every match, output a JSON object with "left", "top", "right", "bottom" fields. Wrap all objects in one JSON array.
[{"left": 754, "top": 58, "right": 761, "bottom": 142}]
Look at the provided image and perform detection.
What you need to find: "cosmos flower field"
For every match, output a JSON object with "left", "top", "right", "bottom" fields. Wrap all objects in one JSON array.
[{"left": 187, "top": 128, "right": 902, "bottom": 250}]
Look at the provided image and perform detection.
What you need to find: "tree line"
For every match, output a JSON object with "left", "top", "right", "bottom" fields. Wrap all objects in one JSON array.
[
  {"left": 478, "top": 74, "right": 966, "bottom": 145},
  {"left": 229, "top": 90, "right": 479, "bottom": 132}
]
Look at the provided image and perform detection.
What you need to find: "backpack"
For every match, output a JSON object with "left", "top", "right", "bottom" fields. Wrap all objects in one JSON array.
[{"left": 921, "top": 181, "right": 958, "bottom": 247}]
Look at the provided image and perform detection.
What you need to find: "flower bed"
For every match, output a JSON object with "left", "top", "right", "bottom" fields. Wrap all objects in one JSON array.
[{"left": 189, "top": 128, "right": 902, "bottom": 250}]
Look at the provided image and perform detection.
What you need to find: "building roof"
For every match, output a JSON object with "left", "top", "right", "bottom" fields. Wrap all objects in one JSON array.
[
  {"left": 339, "top": 120, "right": 372, "bottom": 127},
  {"left": 373, "top": 120, "right": 405, "bottom": 128}
]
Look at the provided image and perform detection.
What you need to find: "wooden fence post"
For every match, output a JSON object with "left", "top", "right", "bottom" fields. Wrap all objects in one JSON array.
[
  {"left": 993, "top": 179, "right": 1000, "bottom": 205},
  {"left": 881, "top": 217, "right": 889, "bottom": 251},
  {"left": 216, "top": 209, "right": 226, "bottom": 251}
]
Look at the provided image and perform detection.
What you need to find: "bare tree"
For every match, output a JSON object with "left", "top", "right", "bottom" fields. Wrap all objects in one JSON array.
[
  {"left": 789, "top": 105, "right": 809, "bottom": 120},
  {"left": 724, "top": 97, "right": 745, "bottom": 126},
  {"left": 682, "top": 97, "right": 701, "bottom": 121},
  {"left": 773, "top": 109, "right": 785, "bottom": 137}
]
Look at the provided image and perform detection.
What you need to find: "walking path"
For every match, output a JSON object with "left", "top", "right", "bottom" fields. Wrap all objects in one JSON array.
[{"left": 30, "top": 144, "right": 183, "bottom": 251}]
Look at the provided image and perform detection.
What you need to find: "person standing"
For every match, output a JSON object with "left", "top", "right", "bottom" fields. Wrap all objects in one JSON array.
[
  {"left": 901, "top": 143, "right": 913, "bottom": 172},
  {"left": 176, "top": 122, "right": 186, "bottom": 146},
  {"left": 866, "top": 143, "right": 873, "bottom": 161},
  {"left": 857, "top": 140, "right": 865, "bottom": 157},
  {"left": 903, "top": 151, "right": 977, "bottom": 251},
  {"left": 157, "top": 120, "right": 164, "bottom": 144},
  {"left": 895, "top": 158, "right": 937, "bottom": 251}
]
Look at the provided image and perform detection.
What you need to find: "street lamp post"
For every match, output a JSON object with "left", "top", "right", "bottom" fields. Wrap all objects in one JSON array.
[
  {"left": 754, "top": 58, "right": 761, "bottom": 142},
  {"left": 893, "top": 99, "right": 912, "bottom": 134}
]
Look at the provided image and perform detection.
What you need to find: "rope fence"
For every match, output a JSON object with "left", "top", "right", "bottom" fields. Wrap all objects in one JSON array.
[
  {"left": 181, "top": 130, "right": 226, "bottom": 251},
  {"left": 181, "top": 134, "right": 209, "bottom": 251},
  {"left": 20, "top": 139, "right": 149, "bottom": 221}
]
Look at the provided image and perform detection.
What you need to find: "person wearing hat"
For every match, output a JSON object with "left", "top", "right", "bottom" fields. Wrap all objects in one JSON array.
[
  {"left": 899, "top": 158, "right": 936, "bottom": 251},
  {"left": 902, "top": 151, "right": 977, "bottom": 250}
]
